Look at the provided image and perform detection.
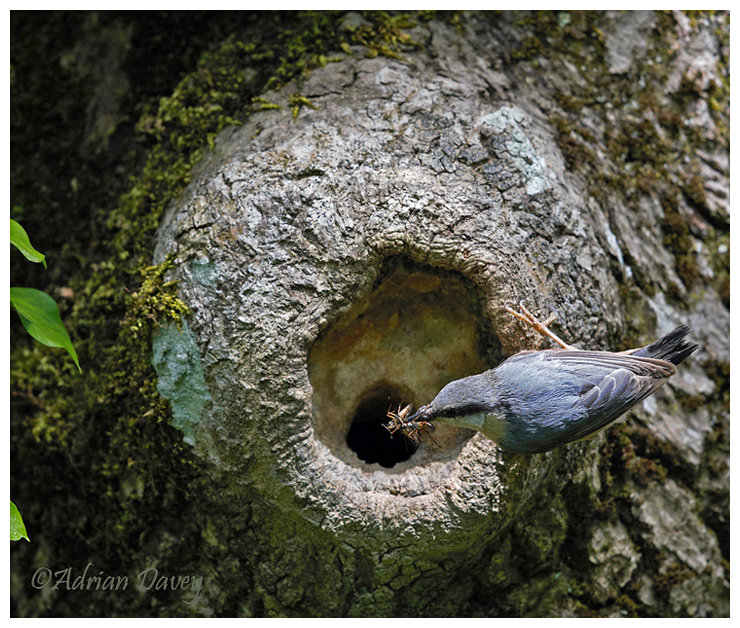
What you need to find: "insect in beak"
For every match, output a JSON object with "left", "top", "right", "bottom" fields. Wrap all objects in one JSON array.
[{"left": 384, "top": 403, "right": 437, "bottom": 445}]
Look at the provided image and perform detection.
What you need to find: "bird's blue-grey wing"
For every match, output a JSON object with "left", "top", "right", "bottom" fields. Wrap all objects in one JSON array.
[
  {"left": 498, "top": 350, "right": 676, "bottom": 449},
  {"left": 563, "top": 352, "right": 674, "bottom": 438}
]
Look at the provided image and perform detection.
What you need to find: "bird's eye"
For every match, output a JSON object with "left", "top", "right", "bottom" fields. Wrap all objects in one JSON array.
[{"left": 439, "top": 402, "right": 487, "bottom": 418}]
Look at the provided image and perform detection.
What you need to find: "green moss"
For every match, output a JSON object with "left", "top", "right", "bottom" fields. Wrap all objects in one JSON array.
[
  {"left": 653, "top": 561, "right": 698, "bottom": 598},
  {"left": 681, "top": 171, "right": 708, "bottom": 208},
  {"left": 487, "top": 535, "right": 519, "bottom": 588},
  {"left": 615, "top": 593, "right": 640, "bottom": 617},
  {"left": 513, "top": 493, "right": 569, "bottom": 566},
  {"left": 660, "top": 199, "right": 701, "bottom": 291},
  {"left": 252, "top": 96, "right": 281, "bottom": 111},
  {"left": 349, "top": 11, "right": 422, "bottom": 60},
  {"left": 504, "top": 572, "right": 573, "bottom": 617},
  {"left": 12, "top": 9, "right": 425, "bottom": 458},
  {"left": 288, "top": 93, "right": 319, "bottom": 118},
  {"left": 10, "top": 11, "right": 432, "bottom": 617},
  {"left": 614, "top": 285, "right": 658, "bottom": 350},
  {"left": 10, "top": 10, "right": 729, "bottom": 617},
  {"left": 550, "top": 114, "right": 597, "bottom": 168},
  {"left": 501, "top": 11, "right": 728, "bottom": 306},
  {"left": 599, "top": 420, "right": 698, "bottom": 500},
  {"left": 705, "top": 233, "right": 730, "bottom": 308},
  {"left": 507, "top": 10, "right": 606, "bottom": 64},
  {"left": 701, "top": 358, "right": 729, "bottom": 407},
  {"left": 511, "top": 35, "right": 546, "bottom": 60}
]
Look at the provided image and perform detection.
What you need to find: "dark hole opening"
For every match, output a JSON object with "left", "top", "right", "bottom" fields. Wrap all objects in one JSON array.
[{"left": 346, "top": 384, "right": 418, "bottom": 468}]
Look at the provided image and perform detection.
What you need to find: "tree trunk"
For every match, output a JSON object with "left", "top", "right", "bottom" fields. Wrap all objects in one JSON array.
[{"left": 11, "top": 11, "right": 728, "bottom": 617}]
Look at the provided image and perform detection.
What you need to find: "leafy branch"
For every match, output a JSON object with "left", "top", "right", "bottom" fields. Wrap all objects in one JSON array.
[{"left": 10, "top": 218, "right": 81, "bottom": 541}]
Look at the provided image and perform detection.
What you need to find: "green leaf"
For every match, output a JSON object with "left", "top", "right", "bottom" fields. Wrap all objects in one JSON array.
[
  {"left": 10, "top": 501, "right": 29, "bottom": 542},
  {"left": 10, "top": 219, "right": 46, "bottom": 269},
  {"left": 10, "top": 287, "right": 81, "bottom": 372}
]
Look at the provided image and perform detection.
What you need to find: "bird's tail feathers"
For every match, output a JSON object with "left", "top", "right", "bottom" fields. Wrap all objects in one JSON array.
[{"left": 631, "top": 325, "right": 699, "bottom": 365}]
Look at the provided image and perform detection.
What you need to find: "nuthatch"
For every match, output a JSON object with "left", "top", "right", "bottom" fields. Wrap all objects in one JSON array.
[{"left": 399, "top": 303, "right": 698, "bottom": 454}]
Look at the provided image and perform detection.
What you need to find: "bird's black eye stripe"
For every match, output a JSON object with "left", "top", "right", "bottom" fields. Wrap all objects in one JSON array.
[{"left": 438, "top": 402, "right": 488, "bottom": 418}]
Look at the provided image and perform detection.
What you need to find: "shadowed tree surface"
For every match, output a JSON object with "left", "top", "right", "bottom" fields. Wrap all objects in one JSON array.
[{"left": 11, "top": 11, "right": 728, "bottom": 617}]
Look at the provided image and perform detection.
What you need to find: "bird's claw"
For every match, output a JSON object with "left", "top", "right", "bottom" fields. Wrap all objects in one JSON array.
[{"left": 504, "top": 300, "right": 575, "bottom": 350}]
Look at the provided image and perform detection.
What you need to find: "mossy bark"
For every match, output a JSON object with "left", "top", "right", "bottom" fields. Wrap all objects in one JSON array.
[{"left": 11, "top": 11, "right": 728, "bottom": 617}]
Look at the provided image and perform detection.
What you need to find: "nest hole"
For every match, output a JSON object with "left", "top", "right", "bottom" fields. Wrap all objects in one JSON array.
[
  {"left": 346, "top": 383, "right": 418, "bottom": 468},
  {"left": 309, "top": 258, "right": 502, "bottom": 469}
]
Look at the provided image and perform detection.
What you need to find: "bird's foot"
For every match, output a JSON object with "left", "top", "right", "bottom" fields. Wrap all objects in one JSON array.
[{"left": 504, "top": 300, "right": 576, "bottom": 350}]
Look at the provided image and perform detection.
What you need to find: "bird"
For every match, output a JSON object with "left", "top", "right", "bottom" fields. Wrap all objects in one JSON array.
[{"left": 393, "top": 302, "right": 699, "bottom": 454}]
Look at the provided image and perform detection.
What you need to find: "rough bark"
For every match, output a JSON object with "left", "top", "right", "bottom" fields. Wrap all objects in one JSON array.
[
  {"left": 11, "top": 11, "right": 728, "bottom": 617},
  {"left": 152, "top": 13, "right": 728, "bottom": 617}
]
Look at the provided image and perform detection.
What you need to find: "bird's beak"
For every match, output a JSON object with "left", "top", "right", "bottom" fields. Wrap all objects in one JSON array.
[{"left": 407, "top": 404, "right": 432, "bottom": 422}]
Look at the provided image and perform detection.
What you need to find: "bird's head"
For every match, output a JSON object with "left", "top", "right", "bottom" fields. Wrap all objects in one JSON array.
[{"left": 408, "top": 373, "right": 497, "bottom": 431}]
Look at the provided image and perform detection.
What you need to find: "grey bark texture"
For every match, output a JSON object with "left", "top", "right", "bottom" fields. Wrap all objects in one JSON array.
[{"left": 152, "top": 13, "right": 728, "bottom": 616}]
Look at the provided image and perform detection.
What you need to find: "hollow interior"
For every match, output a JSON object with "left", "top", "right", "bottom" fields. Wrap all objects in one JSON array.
[
  {"left": 308, "top": 259, "right": 501, "bottom": 469},
  {"left": 346, "top": 383, "right": 419, "bottom": 468}
]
